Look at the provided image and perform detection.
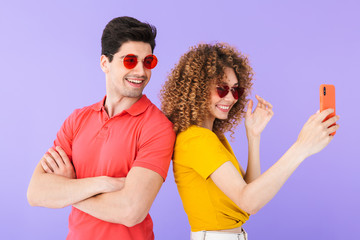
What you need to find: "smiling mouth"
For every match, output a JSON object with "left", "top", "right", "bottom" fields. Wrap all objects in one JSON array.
[
  {"left": 217, "top": 105, "right": 231, "bottom": 112},
  {"left": 126, "top": 79, "right": 143, "bottom": 84},
  {"left": 125, "top": 77, "right": 146, "bottom": 87}
]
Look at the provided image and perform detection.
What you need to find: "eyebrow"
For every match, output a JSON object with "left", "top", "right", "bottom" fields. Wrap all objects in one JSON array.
[
  {"left": 119, "top": 54, "right": 139, "bottom": 58},
  {"left": 218, "top": 81, "right": 239, "bottom": 87}
]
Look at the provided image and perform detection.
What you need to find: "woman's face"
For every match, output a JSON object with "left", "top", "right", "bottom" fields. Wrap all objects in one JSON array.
[{"left": 203, "top": 67, "right": 239, "bottom": 129}]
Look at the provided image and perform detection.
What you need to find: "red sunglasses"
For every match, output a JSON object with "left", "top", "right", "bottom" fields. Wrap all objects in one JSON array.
[
  {"left": 119, "top": 54, "right": 158, "bottom": 69},
  {"left": 216, "top": 85, "right": 244, "bottom": 100}
]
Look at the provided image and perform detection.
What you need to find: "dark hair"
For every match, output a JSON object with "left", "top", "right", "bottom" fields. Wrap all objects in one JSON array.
[{"left": 101, "top": 16, "right": 157, "bottom": 62}]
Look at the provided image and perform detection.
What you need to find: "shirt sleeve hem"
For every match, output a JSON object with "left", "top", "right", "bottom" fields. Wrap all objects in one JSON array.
[{"left": 132, "top": 161, "right": 168, "bottom": 181}]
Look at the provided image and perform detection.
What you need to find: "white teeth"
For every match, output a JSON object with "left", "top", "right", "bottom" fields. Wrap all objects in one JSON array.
[
  {"left": 127, "top": 79, "right": 142, "bottom": 84},
  {"left": 218, "top": 105, "right": 230, "bottom": 110}
]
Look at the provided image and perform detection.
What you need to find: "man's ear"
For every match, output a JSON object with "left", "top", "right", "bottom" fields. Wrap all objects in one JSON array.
[{"left": 100, "top": 55, "right": 109, "bottom": 73}]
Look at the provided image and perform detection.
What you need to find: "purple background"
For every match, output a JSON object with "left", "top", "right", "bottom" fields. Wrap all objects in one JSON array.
[{"left": 1, "top": 0, "right": 359, "bottom": 239}]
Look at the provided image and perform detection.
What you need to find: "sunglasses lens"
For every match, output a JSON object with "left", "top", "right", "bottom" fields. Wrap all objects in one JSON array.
[
  {"left": 216, "top": 87, "right": 229, "bottom": 98},
  {"left": 123, "top": 55, "right": 137, "bottom": 69},
  {"left": 232, "top": 87, "right": 239, "bottom": 100},
  {"left": 231, "top": 87, "right": 244, "bottom": 100},
  {"left": 143, "top": 55, "right": 158, "bottom": 69}
]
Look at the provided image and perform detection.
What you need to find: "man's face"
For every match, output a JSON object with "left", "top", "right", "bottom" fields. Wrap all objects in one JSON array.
[{"left": 103, "top": 41, "right": 153, "bottom": 99}]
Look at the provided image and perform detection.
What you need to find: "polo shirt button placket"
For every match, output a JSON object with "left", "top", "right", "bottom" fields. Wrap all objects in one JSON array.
[{"left": 97, "top": 122, "right": 110, "bottom": 139}]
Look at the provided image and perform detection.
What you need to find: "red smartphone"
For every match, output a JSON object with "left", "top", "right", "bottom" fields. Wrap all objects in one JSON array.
[{"left": 320, "top": 84, "right": 336, "bottom": 136}]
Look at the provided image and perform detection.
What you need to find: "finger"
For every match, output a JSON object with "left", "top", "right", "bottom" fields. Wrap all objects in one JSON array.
[
  {"left": 323, "top": 115, "right": 340, "bottom": 128},
  {"left": 264, "top": 100, "right": 273, "bottom": 110},
  {"left": 41, "top": 158, "right": 54, "bottom": 173},
  {"left": 258, "top": 102, "right": 264, "bottom": 109},
  {"left": 44, "top": 153, "right": 59, "bottom": 171},
  {"left": 255, "top": 95, "right": 263, "bottom": 107},
  {"left": 48, "top": 148, "right": 66, "bottom": 168},
  {"left": 326, "top": 124, "right": 339, "bottom": 135},
  {"left": 256, "top": 95, "right": 273, "bottom": 109},
  {"left": 255, "top": 99, "right": 263, "bottom": 109},
  {"left": 267, "top": 109, "right": 274, "bottom": 117},
  {"left": 56, "top": 146, "right": 72, "bottom": 166},
  {"left": 246, "top": 100, "right": 253, "bottom": 116},
  {"left": 317, "top": 108, "right": 335, "bottom": 122},
  {"left": 255, "top": 95, "right": 262, "bottom": 102},
  {"left": 306, "top": 112, "right": 318, "bottom": 123}
]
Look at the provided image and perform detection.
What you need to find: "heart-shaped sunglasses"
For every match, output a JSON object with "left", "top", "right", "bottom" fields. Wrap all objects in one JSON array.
[{"left": 216, "top": 86, "right": 244, "bottom": 100}]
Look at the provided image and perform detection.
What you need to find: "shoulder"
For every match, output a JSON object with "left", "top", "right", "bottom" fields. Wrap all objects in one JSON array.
[
  {"left": 143, "top": 100, "right": 174, "bottom": 129},
  {"left": 177, "top": 125, "right": 218, "bottom": 142},
  {"left": 68, "top": 103, "right": 97, "bottom": 121},
  {"left": 176, "top": 126, "right": 221, "bottom": 150},
  {"left": 62, "top": 101, "right": 100, "bottom": 132},
  {"left": 137, "top": 100, "right": 175, "bottom": 142}
]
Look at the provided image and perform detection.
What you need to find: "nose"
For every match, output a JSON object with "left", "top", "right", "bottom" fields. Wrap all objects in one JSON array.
[
  {"left": 132, "top": 60, "right": 147, "bottom": 76},
  {"left": 223, "top": 90, "right": 235, "bottom": 101}
]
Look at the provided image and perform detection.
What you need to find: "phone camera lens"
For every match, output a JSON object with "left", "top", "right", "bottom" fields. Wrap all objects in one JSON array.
[{"left": 323, "top": 87, "right": 326, "bottom": 96}]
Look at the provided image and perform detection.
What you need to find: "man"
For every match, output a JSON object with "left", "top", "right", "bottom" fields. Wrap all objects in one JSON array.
[{"left": 27, "top": 16, "right": 175, "bottom": 240}]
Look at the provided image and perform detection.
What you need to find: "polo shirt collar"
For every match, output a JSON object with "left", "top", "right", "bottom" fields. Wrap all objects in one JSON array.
[
  {"left": 125, "top": 95, "right": 151, "bottom": 116},
  {"left": 91, "top": 95, "right": 151, "bottom": 116}
]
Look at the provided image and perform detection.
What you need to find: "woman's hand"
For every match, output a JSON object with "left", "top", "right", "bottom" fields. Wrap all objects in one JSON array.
[
  {"left": 295, "top": 109, "right": 340, "bottom": 158},
  {"left": 245, "top": 95, "right": 274, "bottom": 138}
]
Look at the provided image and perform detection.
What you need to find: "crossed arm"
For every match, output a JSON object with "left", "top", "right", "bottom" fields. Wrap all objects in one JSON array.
[{"left": 27, "top": 146, "right": 164, "bottom": 227}]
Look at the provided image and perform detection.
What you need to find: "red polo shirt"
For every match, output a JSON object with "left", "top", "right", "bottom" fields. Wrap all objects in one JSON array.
[{"left": 52, "top": 95, "right": 175, "bottom": 240}]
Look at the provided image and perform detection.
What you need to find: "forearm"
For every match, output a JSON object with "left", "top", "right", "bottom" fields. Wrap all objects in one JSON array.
[
  {"left": 73, "top": 191, "right": 143, "bottom": 227},
  {"left": 27, "top": 165, "right": 108, "bottom": 208},
  {"left": 244, "top": 134, "right": 261, "bottom": 183},
  {"left": 73, "top": 167, "right": 162, "bottom": 227},
  {"left": 240, "top": 143, "right": 306, "bottom": 214}
]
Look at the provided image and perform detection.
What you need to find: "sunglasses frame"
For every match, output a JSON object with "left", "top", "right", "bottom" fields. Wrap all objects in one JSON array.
[
  {"left": 110, "top": 53, "right": 158, "bottom": 69},
  {"left": 216, "top": 85, "right": 243, "bottom": 100}
]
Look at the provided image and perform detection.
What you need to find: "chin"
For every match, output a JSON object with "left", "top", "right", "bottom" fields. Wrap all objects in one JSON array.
[
  {"left": 122, "top": 89, "right": 144, "bottom": 98},
  {"left": 216, "top": 115, "right": 229, "bottom": 120}
]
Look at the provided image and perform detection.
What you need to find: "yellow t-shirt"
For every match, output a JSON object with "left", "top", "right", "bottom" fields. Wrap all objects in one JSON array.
[{"left": 173, "top": 125, "right": 250, "bottom": 231}]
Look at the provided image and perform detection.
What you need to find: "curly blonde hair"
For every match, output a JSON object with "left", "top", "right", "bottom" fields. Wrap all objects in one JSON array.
[{"left": 160, "top": 43, "right": 254, "bottom": 137}]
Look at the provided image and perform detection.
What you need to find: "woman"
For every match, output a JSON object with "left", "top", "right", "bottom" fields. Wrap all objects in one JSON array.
[{"left": 160, "top": 43, "right": 339, "bottom": 240}]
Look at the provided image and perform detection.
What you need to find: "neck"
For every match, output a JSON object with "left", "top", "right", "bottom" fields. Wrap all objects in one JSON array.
[
  {"left": 201, "top": 115, "right": 215, "bottom": 131},
  {"left": 104, "top": 94, "right": 142, "bottom": 118}
]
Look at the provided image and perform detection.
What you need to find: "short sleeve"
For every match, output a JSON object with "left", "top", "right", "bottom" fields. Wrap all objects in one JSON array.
[
  {"left": 133, "top": 118, "right": 176, "bottom": 181},
  {"left": 175, "top": 128, "right": 231, "bottom": 179},
  {"left": 51, "top": 109, "right": 79, "bottom": 161}
]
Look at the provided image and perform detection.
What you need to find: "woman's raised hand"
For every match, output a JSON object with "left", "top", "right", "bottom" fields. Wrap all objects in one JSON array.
[
  {"left": 295, "top": 108, "right": 340, "bottom": 157},
  {"left": 244, "top": 95, "right": 274, "bottom": 137},
  {"left": 295, "top": 109, "right": 339, "bottom": 158}
]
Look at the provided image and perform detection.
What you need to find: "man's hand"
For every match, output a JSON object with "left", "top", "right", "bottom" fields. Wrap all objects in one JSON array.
[
  {"left": 245, "top": 95, "right": 274, "bottom": 137},
  {"left": 41, "top": 146, "right": 126, "bottom": 193},
  {"left": 41, "top": 146, "right": 76, "bottom": 179}
]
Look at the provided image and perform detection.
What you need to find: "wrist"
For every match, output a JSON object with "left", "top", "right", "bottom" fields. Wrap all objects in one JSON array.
[
  {"left": 289, "top": 142, "right": 308, "bottom": 162},
  {"left": 246, "top": 131, "right": 261, "bottom": 141},
  {"left": 96, "top": 176, "right": 111, "bottom": 193}
]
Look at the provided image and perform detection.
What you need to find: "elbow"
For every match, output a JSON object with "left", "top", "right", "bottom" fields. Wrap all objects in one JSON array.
[
  {"left": 122, "top": 210, "right": 147, "bottom": 227},
  {"left": 115, "top": 202, "right": 148, "bottom": 227},
  {"left": 243, "top": 205, "right": 260, "bottom": 215},
  {"left": 121, "top": 216, "right": 145, "bottom": 228},
  {"left": 27, "top": 187, "right": 39, "bottom": 207},
  {"left": 27, "top": 187, "right": 65, "bottom": 209},
  {"left": 27, "top": 197, "right": 37, "bottom": 207},
  {"left": 237, "top": 191, "right": 261, "bottom": 215},
  {"left": 238, "top": 204, "right": 260, "bottom": 215}
]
